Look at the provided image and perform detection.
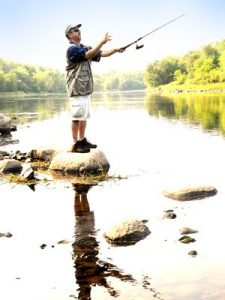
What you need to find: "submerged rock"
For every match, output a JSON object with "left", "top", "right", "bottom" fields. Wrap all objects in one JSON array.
[
  {"left": 163, "top": 186, "right": 217, "bottom": 201},
  {"left": 49, "top": 149, "right": 110, "bottom": 175},
  {"left": 104, "top": 219, "right": 150, "bottom": 246}
]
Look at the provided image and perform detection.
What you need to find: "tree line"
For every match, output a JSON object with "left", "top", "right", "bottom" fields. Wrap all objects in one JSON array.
[
  {"left": 0, "top": 59, "right": 66, "bottom": 93},
  {"left": 144, "top": 39, "right": 225, "bottom": 88},
  {"left": 0, "top": 58, "right": 145, "bottom": 93}
]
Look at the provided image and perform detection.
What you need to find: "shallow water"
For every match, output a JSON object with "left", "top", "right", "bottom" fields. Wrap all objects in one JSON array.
[{"left": 1, "top": 92, "right": 225, "bottom": 299}]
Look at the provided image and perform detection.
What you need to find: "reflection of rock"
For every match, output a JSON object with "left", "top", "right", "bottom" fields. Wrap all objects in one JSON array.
[
  {"left": 163, "top": 186, "right": 217, "bottom": 201},
  {"left": 179, "top": 236, "right": 196, "bottom": 243},
  {"left": 104, "top": 219, "right": 150, "bottom": 246},
  {"left": 49, "top": 149, "right": 110, "bottom": 175},
  {"left": 0, "top": 159, "right": 22, "bottom": 174}
]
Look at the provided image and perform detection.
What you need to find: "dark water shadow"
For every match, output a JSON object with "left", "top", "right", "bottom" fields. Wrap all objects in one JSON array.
[{"left": 71, "top": 183, "right": 165, "bottom": 300}]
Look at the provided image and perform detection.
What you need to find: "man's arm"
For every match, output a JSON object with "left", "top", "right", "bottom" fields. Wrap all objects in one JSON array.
[
  {"left": 85, "top": 33, "right": 125, "bottom": 59},
  {"left": 101, "top": 48, "right": 125, "bottom": 57}
]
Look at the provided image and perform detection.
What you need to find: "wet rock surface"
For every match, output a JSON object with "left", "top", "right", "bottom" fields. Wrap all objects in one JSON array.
[
  {"left": 163, "top": 186, "right": 217, "bottom": 201},
  {"left": 104, "top": 219, "right": 150, "bottom": 246}
]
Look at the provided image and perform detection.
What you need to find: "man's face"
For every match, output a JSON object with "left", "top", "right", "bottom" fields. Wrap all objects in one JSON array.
[{"left": 69, "top": 27, "right": 81, "bottom": 42}]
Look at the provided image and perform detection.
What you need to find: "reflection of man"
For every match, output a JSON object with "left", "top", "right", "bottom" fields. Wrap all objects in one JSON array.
[{"left": 72, "top": 183, "right": 135, "bottom": 299}]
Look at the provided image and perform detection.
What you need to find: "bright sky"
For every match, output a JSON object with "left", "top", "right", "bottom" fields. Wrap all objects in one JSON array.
[{"left": 0, "top": 0, "right": 225, "bottom": 74}]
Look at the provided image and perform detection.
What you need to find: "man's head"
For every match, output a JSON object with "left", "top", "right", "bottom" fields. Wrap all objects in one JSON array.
[{"left": 65, "top": 24, "right": 81, "bottom": 39}]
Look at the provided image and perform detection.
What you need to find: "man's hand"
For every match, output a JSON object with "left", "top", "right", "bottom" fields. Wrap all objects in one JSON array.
[
  {"left": 101, "top": 33, "right": 112, "bottom": 45},
  {"left": 117, "top": 48, "right": 126, "bottom": 53}
]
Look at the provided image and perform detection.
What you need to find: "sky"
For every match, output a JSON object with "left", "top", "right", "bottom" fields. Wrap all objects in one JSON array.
[{"left": 0, "top": 0, "right": 225, "bottom": 74}]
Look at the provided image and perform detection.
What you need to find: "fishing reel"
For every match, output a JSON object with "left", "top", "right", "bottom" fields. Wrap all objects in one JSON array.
[{"left": 136, "top": 43, "right": 144, "bottom": 50}]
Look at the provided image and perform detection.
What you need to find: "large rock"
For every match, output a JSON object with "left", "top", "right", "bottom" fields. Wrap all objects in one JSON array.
[
  {"left": 49, "top": 149, "right": 110, "bottom": 175},
  {"left": 104, "top": 219, "right": 150, "bottom": 246},
  {"left": 0, "top": 114, "right": 12, "bottom": 132},
  {"left": 0, "top": 159, "right": 22, "bottom": 174},
  {"left": 163, "top": 186, "right": 217, "bottom": 201}
]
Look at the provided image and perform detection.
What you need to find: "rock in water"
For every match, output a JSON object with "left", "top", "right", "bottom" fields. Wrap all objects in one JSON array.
[
  {"left": 179, "top": 227, "right": 198, "bottom": 235},
  {"left": 0, "top": 159, "right": 22, "bottom": 174},
  {"left": 104, "top": 219, "right": 150, "bottom": 246},
  {"left": 163, "top": 186, "right": 217, "bottom": 201},
  {"left": 21, "top": 164, "right": 35, "bottom": 180},
  {"left": 0, "top": 114, "right": 12, "bottom": 132},
  {"left": 49, "top": 149, "right": 110, "bottom": 175}
]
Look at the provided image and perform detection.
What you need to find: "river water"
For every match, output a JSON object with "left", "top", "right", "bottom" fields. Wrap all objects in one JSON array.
[{"left": 1, "top": 91, "right": 225, "bottom": 300}]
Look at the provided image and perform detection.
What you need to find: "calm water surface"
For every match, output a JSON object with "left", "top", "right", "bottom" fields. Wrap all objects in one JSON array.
[{"left": 1, "top": 91, "right": 225, "bottom": 300}]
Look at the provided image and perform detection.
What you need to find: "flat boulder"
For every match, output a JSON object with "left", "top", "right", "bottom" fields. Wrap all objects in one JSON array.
[
  {"left": 49, "top": 149, "right": 110, "bottom": 175},
  {"left": 104, "top": 218, "right": 150, "bottom": 246},
  {"left": 163, "top": 186, "right": 217, "bottom": 201},
  {"left": 0, "top": 159, "right": 22, "bottom": 174}
]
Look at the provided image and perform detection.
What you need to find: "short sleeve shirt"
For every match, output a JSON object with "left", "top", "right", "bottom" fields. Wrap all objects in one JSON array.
[{"left": 67, "top": 43, "right": 101, "bottom": 63}]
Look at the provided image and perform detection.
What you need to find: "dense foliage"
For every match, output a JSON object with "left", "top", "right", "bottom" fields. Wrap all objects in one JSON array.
[
  {"left": 94, "top": 71, "right": 145, "bottom": 91},
  {"left": 0, "top": 59, "right": 66, "bottom": 93},
  {"left": 144, "top": 39, "right": 225, "bottom": 88}
]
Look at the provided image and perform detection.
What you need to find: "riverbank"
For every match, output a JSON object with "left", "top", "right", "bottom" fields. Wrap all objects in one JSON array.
[{"left": 146, "top": 82, "right": 225, "bottom": 94}]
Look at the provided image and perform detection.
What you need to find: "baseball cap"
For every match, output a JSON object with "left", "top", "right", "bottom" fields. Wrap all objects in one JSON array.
[{"left": 65, "top": 24, "right": 81, "bottom": 36}]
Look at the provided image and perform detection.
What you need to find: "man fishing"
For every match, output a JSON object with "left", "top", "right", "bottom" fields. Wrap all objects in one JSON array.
[{"left": 65, "top": 24, "right": 125, "bottom": 153}]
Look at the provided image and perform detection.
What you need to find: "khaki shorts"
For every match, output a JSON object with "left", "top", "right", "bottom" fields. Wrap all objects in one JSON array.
[{"left": 70, "top": 96, "right": 91, "bottom": 121}]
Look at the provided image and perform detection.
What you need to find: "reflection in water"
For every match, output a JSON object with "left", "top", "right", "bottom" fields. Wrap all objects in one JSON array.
[
  {"left": 72, "top": 183, "right": 135, "bottom": 299},
  {"left": 0, "top": 93, "right": 69, "bottom": 125},
  {"left": 72, "top": 183, "right": 165, "bottom": 300},
  {"left": 145, "top": 92, "right": 225, "bottom": 135}
]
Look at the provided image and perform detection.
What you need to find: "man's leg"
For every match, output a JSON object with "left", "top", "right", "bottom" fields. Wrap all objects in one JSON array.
[
  {"left": 72, "top": 120, "right": 79, "bottom": 143},
  {"left": 72, "top": 120, "right": 86, "bottom": 141},
  {"left": 78, "top": 120, "right": 86, "bottom": 141},
  {"left": 71, "top": 120, "right": 89, "bottom": 153}
]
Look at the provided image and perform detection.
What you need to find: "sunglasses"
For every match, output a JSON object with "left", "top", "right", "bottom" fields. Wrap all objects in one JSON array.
[{"left": 73, "top": 28, "right": 80, "bottom": 33}]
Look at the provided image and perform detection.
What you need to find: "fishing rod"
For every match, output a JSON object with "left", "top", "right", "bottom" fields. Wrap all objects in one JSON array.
[{"left": 121, "top": 13, "right": 187, "bottom": 50}]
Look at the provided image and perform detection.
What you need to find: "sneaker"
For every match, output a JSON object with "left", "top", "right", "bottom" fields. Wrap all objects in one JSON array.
[
  {"left": 80, "top": 137, "right": 97, "bottom": 149},
  {"left": 71, "top": 141, "right": 90, "bottom": 153}
]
